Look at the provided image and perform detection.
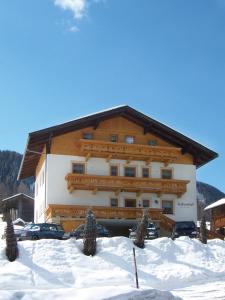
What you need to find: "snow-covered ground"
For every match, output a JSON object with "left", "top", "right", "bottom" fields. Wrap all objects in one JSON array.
[{"left": 0, "top": 235, "right": 225, "bottom": 300}]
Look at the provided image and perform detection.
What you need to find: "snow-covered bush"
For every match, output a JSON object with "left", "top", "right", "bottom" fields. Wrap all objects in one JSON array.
[
  {"left": 3, "top": 210, "right": 19, "bottom": 262},
  {"left": 199, "top": 213, "right": 207, "bottom": 244},
  {"left": 83, "top": 210, "right": 97, "bottom": 256},
  {"left": 134, "top": 209, "right": 148, "bottom": 249}
]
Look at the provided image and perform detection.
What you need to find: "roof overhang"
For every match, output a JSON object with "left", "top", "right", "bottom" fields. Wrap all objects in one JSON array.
[
  {"left": 18, "top": 105, "right": 218, "bottom": 180},
  {"left": 204, "top": 198, "right": 225, "bottom": 210}
]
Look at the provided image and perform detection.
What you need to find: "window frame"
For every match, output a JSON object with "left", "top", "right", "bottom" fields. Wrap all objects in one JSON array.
[
  {"left": 82, "top": 132, "right": 93, "bottom": 140},
  {"left": 142, "top": 167, "right": 150, "bottom": 178},
  {"left": 148, "top": 139, "right": 157, "bottom": 146},
  {"left": 110, "top": 198, "right": 118, "bottom": 207},
  {"left": 142, "top": 199, "right": 150, "bottom": 208},
  {"left": 110, "top": 134, "right": 118, "bottom": 143},
  {"left": 72, "top": 162, "right": 86, "bottom": 174},
  {"left": 124, "top": 166, "right": 136, "bottom": 177},
  {"left": 161, "top": 199, "right": 174, "bottom": 215},
  {"left": 124, "top": 135, "right": 135, "bottom": 144},
  {"left": 161, "top": 168, "right": 173, "bottom": 179},
  {"left": 125, "top": 198, "right": 136, "bottom": 208},
  {"left": 110, "top": 164, "right": 119, "bottom": 176}
]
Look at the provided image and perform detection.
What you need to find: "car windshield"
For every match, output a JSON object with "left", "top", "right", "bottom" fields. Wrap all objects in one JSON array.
[
  {"left": 176, "top": 222, "right": 195, "bottom": 230},
  {"left": 147, "top": 223, "right": 155, "bottom": 229},
  {"left": 131, "top": 222, "right": 155, "bottom": 231},
  {"left": 24, "top": 224, "right": 40, "bottom": 231}
]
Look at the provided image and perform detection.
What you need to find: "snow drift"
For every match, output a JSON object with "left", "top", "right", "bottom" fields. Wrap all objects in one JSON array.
[{"left": 0, "top": 236, "right": 224, "bottom": 299}]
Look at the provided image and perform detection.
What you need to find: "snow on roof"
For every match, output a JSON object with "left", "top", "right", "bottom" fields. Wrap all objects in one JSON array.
[
  {"left": 31, "top": 104, "right": 128, "bottom": 133},
  {"left": 2, "top": 193, "right": 34, "bottom": 202},
  {"left": 204, "top": 198, "right": 225, "bottom": 210}
]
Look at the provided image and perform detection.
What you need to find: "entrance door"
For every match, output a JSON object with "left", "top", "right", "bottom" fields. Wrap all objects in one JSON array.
[{"left": 125, "top": 199, "right": 136, "bottom": 208}]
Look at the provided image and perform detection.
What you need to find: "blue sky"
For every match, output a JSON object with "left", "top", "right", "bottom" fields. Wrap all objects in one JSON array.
[{"left": 0, "top": 0, "right": 225, "bottom": 192}]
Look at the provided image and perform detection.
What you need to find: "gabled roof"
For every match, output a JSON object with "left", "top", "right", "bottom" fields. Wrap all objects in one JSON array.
[
  {"left": 18, "top": 105, "right": 218, "bottom": 179},
  {"left": 204, "top": 198, "right": 225, "bottom": 210}
]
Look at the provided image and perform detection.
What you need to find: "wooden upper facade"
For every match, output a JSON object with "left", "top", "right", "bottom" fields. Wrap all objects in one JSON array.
[
  {"left": 18, "top": 105, "right": 218, "bottom": 180},
  {"left": 205, "top": 199, "right": 225, "bottom": 235}
]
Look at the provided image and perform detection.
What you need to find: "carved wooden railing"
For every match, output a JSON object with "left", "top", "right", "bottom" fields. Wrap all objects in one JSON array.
[
  {"left": 65, "top": 173, "right": 189, "bottom": 197},
  {"left": 79, "top": 139, "right": 181, "bottom": 165},
  {"left": 45, "top": 204, "right": 163, "bottom": 221}
]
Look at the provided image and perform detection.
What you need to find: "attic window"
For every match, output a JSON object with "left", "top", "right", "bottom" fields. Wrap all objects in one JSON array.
[
  {"left": 125, "top": 136, "right": 134, "bottom": 144},
  {"left": 83, "top": 133, "right": 93, "bottom": 140},
  {"left": 148, "top": 140, "right": 157, "bottom": 146},
  {"left": 110, "top": 134, "right": 118, "bottom": 143}
]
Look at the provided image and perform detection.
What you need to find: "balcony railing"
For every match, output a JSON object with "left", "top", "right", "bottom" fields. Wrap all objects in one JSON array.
[
  {"left": 65, "top": 173, "right": 189, "bottom": 197},
  {"left": 79, "top": 139, "right": 181, "bottom": 165},
  {"left": 45, "top": 204, "right": 163, "bottom": 221}
]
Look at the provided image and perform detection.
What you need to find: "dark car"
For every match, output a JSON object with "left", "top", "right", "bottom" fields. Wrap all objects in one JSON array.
[
  {"left": 129, "top": 222, "right": 159, "bottom": 240},
  {"left": 70, "top": 223, "right": 110, "bottom": 239},
  {"left": 171, "top": 221, "right": 198, "bottom": 240},
  {"left": 19, "top": 223, "right": 69, "bottom": 241}
]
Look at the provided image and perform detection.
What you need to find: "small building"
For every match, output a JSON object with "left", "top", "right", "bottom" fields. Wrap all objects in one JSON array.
[
  {"left": 2, "top": 193, "right": 34, "bottom": 222},
  {"left": 205, "top": 198, "right": 225, "bottom": 237},
  {"left": 17, "top": 105, "right": 217, "bottom": 233}
]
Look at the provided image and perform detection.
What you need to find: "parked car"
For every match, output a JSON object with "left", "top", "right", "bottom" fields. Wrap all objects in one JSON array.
[
  {"left": 70, "top": 223, "right": 110, "bottom": 239},
  {"left": 14, "top": 225, "right": 25, "bottom": 239},
  {"left": 129, "top": 222, "right": 159, "bottom": 240},
  {"left": 171, "top": 221, "right": 198, "bottom": 240},
  {"left": 19, "top": 223, "right": 69, "bottom": 241}
]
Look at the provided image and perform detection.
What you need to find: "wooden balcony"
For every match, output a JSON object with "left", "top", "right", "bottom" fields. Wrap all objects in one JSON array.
[
  {"left": 79, "top": 139, "right": 181, "bottom": 165},
  {"left": 45, "top": 204, "right": 163, "bottom": 221},
  {"left": 65, "top": 173, "right": 189, "bottom": 197}
]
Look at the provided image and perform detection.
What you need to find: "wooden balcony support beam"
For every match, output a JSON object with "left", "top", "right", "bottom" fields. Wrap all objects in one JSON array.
[{"left": 85, "top": 153, "right": 91, "bottom": 162}]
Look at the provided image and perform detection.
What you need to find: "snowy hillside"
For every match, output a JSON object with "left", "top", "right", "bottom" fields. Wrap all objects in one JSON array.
[{"left": 0, "top": 236, "right": 225, "bottom": 299}]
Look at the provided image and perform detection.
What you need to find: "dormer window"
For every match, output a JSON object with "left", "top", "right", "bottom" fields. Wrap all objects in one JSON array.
[
  {"left": 125, "top": 135, "right": 134, "bottom": 144},
  {"left": 83, "top": 132, "right": 93, "bottom": 140}
]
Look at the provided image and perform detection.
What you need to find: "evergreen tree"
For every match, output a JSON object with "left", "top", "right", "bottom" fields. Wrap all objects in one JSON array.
[
  {"left": 134, "top": 209, "right": 149, "bottom": 249},
  {"left": 3, "top": 209, "right": 19, "bottom": 261},
  {"left": 83, "top": 210, "right": 97, "bottom": 256},
  {"left": 199, "top": 213, "right": 207, "bottom": 244}
]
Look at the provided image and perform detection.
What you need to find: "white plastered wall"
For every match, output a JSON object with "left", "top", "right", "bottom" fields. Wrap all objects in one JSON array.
[{"left": 42, "top": 154, "right": 197, "bottom": 223}]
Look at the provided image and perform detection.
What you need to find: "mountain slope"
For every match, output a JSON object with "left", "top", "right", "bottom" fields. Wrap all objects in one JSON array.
[
  {"left": 0, "top": 150, "right": 33, "bottom": 203},
  {"left": 197, "top": 181, "right": 225, "bottom": 219}
]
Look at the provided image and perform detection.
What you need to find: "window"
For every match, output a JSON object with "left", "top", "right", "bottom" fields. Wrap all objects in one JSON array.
[
  {"left": 110, "top": 165, "right": 118, "bottom": 176},
  {"left": 161, "top": 169, "right": 172, "bottom": 179},
  {"left": 110, "top": 134, "right": 118, "bottom": 143},
  {"left": 72, "top": 163, "right": 85, "bottom": 174},
  {"left": 110, "top": 198, "right": 118, "bottom": 207},
  {"left": 83, "top": 132, "right": 93, "bottom": 140},
  {"left": 162, "top": 200, "right": 173, "bottom": 214},
  {"left": 142, "top": 168, "right": 149, "bottom": 178},
  {"left": 124, "top": 135, "right": 134, "bottom": 144},
  {"left": 148, "top": 139, "right": 157, "bottom": 146},
  {"left": 125, "top": 199, "right": 136, "bottom": 207},
  {"left": 124, "top": 167, "right": 136, "bottom": 177},
  {"left": 143, "top": 199, "right": 150, "bottom": 208}
]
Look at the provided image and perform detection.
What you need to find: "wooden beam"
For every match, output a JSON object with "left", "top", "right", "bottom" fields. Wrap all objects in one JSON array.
[{"left": 85, "top": 153, "right": 91, "bottom": 161}]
